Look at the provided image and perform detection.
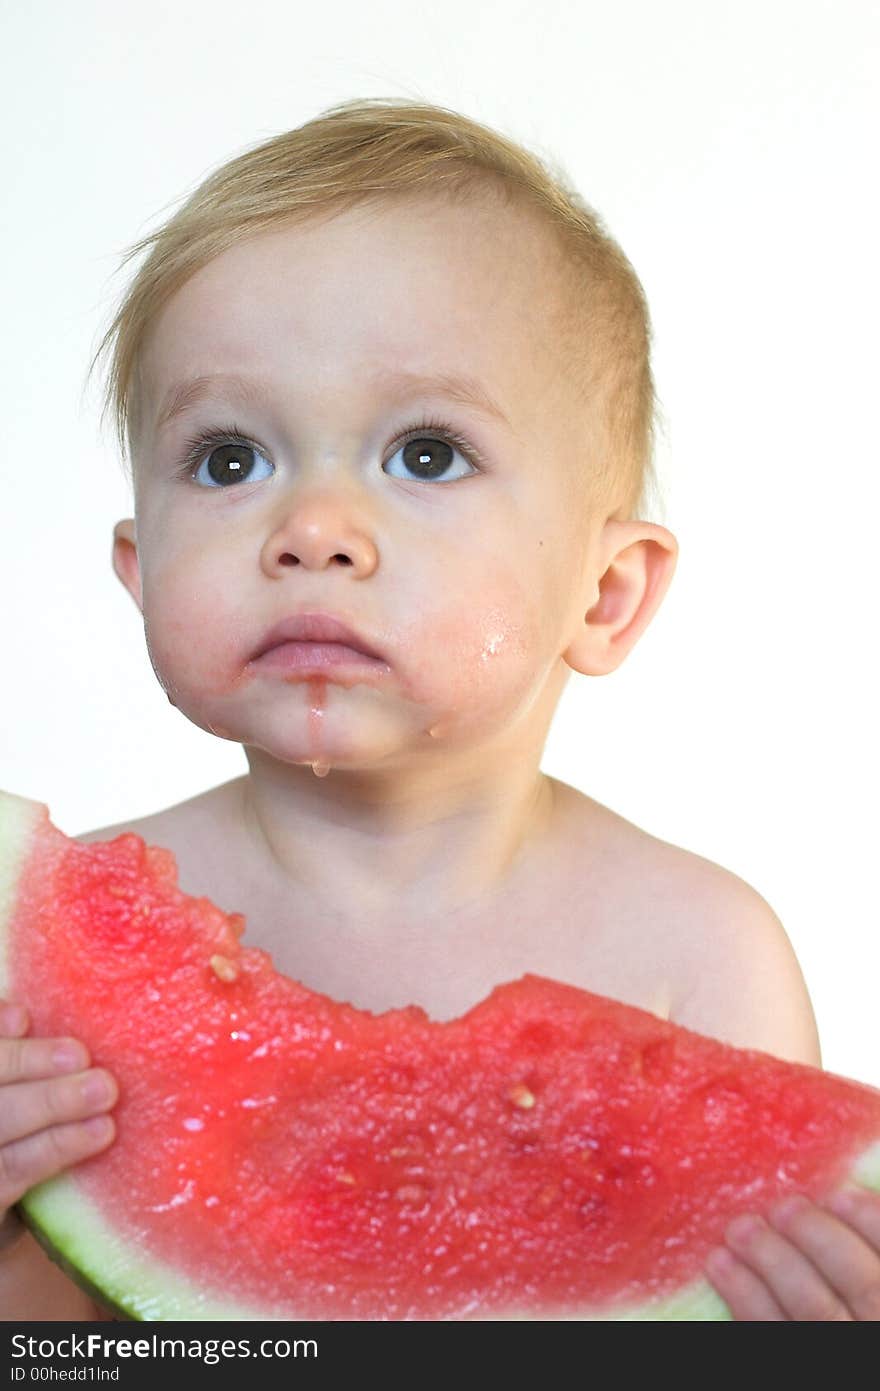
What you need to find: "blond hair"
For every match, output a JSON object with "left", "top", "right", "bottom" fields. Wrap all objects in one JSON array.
[{"left": 86, "top": 97, "right": 660, "bottom": 520}]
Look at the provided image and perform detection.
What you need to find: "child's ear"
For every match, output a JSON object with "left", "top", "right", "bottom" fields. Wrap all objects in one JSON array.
[
  {"left": 112, "top": 519, "right": 143, "bottom": 612},
  {"left": 564, "top": 520, "right": 678, "bottom": 676}
]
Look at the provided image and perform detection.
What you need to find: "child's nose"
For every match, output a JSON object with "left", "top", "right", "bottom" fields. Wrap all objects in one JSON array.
[{"left": 259, "top": 492, "right": 380, "bottom": 577}]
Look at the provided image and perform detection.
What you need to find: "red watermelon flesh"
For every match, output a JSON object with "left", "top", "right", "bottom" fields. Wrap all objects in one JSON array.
[{"left": 1, "top": 789, "right": 879, "bottom": 1322}]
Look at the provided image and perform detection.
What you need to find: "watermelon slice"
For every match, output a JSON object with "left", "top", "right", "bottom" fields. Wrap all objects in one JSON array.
[{"left": 0, "top": 788, "right": 878, "bottom": 1322}]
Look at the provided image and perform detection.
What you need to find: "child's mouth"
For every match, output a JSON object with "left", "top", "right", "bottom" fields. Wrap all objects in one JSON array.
[
  {"left": 250, "top": 640, "right": 390, "bottom": 676},
  {"left": 249, "top": 611, "right": 389, "bottom": 665}
]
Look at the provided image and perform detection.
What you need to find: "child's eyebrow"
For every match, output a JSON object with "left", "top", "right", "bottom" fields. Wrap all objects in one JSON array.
[
  {"left": 156, "top": 373, "right": 270, "bottom": 433},
  {"left": 372, "top": 368, "right": 512, "bottom": 428},
  {"left": 155, "top": 368, "right": 512, "bottom": 433}
]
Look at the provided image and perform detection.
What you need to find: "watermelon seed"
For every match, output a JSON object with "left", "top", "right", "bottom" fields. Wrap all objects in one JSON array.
[
  {"left": 507, "top": 1083, "right": 536, "bottom": 1109},
  {"left": 210, "top": 954, "right": 240, "bottom": 983},
  {"left": 336, "top": 1171, "right": 356, "bottom": 1185}
]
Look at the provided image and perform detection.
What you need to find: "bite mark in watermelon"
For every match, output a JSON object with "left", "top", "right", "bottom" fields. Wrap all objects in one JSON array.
[{"left": 1, "top": 789, "right": 878, "bottom": 1321}]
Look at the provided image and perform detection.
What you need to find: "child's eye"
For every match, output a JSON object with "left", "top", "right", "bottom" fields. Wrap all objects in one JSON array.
[
  {"left": 178, "top": 428, "right": 273, "bottom": 488},
  {"left": 176, "top": 417, "right": 483, "bottom": 488},
  {"left": 383, "top": 424, "right": 480, "bottom": 483}
]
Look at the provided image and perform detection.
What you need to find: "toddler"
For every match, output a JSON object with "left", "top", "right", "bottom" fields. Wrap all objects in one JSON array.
[{"left": 2, "top": 98, "right": 878, "bottom": 1321}]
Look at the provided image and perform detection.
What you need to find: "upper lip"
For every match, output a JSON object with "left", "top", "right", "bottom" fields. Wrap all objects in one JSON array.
[{"left": 251, "top": 612, "right": 388, "bottom": 663}]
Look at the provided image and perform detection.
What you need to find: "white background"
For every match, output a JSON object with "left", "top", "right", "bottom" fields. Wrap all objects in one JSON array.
[{"left": 2, "top": 1, "right": 877, "bottom": 1082}]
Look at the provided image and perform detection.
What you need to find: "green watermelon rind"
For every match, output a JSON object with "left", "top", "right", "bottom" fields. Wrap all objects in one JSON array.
[{"left": 3, "top": 789, "right": 880, "bottom": 1321}]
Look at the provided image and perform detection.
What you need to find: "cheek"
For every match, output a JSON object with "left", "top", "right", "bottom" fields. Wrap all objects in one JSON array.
[
  {"left": 139, "top": 555, "right": 245, "bottom": 700},
  {"left": 391, "top": 565, "right": 551, "bottom": 721}
]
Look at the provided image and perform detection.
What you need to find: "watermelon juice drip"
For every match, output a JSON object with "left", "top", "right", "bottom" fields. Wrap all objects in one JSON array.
[{"left": 5, "top": 794, "right": 880, "bottom": 1321}]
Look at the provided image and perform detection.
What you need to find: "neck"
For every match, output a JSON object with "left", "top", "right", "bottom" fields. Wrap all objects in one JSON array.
[{"left": 236, "top": 751, "right": 558, "bottom": 936}]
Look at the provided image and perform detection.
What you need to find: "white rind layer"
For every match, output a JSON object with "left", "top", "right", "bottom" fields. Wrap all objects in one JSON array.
[{"left": 22, "top": 1176, "right": 280, "bottom": 1321}]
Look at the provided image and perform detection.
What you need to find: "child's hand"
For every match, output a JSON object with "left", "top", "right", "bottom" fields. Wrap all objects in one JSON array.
[
  {"left": 0, "top": 999, "right": 117, "bottom": 1249},
  {"left": 704, "top": 1186, "right": 880, "bottom": 1319}
]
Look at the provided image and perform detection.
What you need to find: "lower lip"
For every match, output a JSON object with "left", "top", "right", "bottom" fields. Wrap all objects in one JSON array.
[{"left": 251, "top": 641, "right": 390, "bottom": 674}]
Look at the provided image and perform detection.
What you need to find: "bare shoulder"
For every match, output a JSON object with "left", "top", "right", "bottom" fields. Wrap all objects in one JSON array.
[
  {"left": 72, "top": 778, "right": 244, "bottom": 880},
  {"left": 650, "top": 835, "right": 821, "bottom": 1067},
  {"left": 75, "top": 816, "right": 160, "bottom": 845},
  {"left": 556, "top": 784, "right": 821, "bottom": 1067},
  {"left": 74, "top": 805, "right": 188, "bottom": 848}
]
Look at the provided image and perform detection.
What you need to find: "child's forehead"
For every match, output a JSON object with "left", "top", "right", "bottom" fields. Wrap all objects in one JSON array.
[
  {"left": 137, "top": 197, "right": 576, "bottom": 436},
  {"left": 158, "top": 193, "right": 565, "bottom": 322}
]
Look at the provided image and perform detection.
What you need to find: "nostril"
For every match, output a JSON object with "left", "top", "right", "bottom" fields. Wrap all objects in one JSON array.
[{"left": 277, "top": 554, "right": 353, "bottom": 566}]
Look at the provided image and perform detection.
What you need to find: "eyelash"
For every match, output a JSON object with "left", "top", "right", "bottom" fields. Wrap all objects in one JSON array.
[{"left": 174, "top": 415, "right": 486, "bottom": 481}]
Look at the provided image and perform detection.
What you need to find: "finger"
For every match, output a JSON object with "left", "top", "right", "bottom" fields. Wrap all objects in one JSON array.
[
  {"left": 0, "top": 1114, "right": 115, "bottom": 1209},
  {"left": 769, "top": 1191, "right": 880, "bottom": 1322},
  {"left": 0, "top": 1068, "right": 117, "bottom": 1151},
  {"left": 725, "top": 1213, "right": 852, "bottom": 1320},
  {"left": 0, "top": 1004, "right": 93, "bottom": 1084},
  {"left": 823, "top": 1186, "right": 880, "bottom": 1258},
  {"left": 704, "top": 1245, "right": 790, "bottom": 1320},
  {"left": 0, "top": 1033, "right": 91, "bottom": 1086}
]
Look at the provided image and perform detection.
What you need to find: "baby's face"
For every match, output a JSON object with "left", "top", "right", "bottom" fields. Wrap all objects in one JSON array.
[{"left": 120, "top": 192, "right": 603, "bottom": 773}]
